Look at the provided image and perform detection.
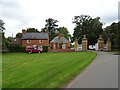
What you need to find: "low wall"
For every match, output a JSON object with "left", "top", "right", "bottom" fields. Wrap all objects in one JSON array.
[{"left": 48, "top": 49, "right": 75, "bottom": 52}]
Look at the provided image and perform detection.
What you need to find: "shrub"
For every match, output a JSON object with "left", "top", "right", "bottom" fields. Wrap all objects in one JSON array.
[
  {"left": 111, "top": 46, "right": 120, "bottom": 51},
  {"left": 20, "top": 47, "right": 26, "bottom": 52},
  {"left": 7, "top": 44, "right": 26, "bottom": 52},
  {"left": 43, "top": 46, "right": 48, "bottom": 52},
  {"left": 7, "top": 44, "right": 21, "bottom": 52},
  {"left": 59, "top": 42, "right": 63, "bottom": 49}
]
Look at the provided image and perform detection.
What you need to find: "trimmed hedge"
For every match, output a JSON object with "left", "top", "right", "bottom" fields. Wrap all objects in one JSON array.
[
  {"left": 7, "top": 44, "right": 26, "bottom": 52},
  {"left": 43, "top": 46, "right": 48, "bottom": 52},
  {"left": 111, "top": 46, "right": 120, "bottom": 49}
]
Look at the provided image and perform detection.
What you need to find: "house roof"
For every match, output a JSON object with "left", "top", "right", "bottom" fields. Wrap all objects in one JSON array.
[
  {"left": 50, "top": 36, "right": 70, "bottom": 43},
  {"left": 22, "top": 32, "right": 48, "bottom": 40}
]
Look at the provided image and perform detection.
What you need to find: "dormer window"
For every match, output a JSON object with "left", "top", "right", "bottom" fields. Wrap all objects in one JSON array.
[
  {"left": 27, "top": 40, "right": 31, "bottom": 43},
  {"left": 39, "top": 40, "right": 43, "bottom": 43}
]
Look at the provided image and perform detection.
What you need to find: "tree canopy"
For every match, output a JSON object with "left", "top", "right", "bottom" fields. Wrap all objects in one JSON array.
[
  {"left": 16, "top": 33, "right": 22, "bottom": 38},
  {"left": 58, "top": 27, "right": 71, "bottom": 40},
  {"left": 26, "top": 28, "right": 39, "bottom": 33},
  {"left": 41, "top": 18, "right": 59, "bottom": 41},
  {"left": 0, "top": 19, "right": 5, "bottom": 32},
  {"left": 72, "top": 14, "right": 103, "bottom": 44},
  {"left": 102, "top": 21, "right": 120, "bottom": 48}
]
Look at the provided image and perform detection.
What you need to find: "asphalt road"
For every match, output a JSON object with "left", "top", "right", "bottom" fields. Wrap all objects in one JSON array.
[{"left": 66, "top": 51, "right": 118, "bottom": 88}]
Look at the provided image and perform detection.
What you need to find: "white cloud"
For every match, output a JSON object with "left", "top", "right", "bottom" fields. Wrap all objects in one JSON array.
[{"left": 0, "top": 0, "right": 119, "bottom": 37}]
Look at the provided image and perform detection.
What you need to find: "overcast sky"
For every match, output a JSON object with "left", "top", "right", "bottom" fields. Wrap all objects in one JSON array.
[{"left": 0, "top": 0, "right": 119, "bottom": 37}]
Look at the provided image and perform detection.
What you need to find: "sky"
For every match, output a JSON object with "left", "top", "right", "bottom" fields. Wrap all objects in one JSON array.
[{"left": 0, "top": 0, "right": 119, "bottom": 37}]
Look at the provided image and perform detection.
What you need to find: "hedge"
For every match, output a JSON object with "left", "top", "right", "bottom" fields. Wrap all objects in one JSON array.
[
  {"left": 42, "top": 46, "right": 48, "bottom": 52},
  {"left": 7, "top": 44, "right": 26, "bottom": 52}
]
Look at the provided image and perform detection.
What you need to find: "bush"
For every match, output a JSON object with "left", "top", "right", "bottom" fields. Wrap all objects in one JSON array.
[
  {"left": 59, "top": 43, "right": 63, "bottom": 49},
  {"left": 20, "top": 47, "right": 26, "bottom": 52},
  {"left": 111, "top": 46, "right": 120, "bottom": 49},
  {"left": 111, "top": 46, "right": 120, "bottom": 51},
  {"left": 43, "top": 46, "right": 48, "bottom": 52},
  {"left": 7, "top": 44, "right": 26, "bottom": 52}
]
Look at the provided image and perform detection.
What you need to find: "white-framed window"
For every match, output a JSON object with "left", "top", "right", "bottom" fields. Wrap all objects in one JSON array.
[
  {"left": 39, "top": 40, "right": 43, "bottom": 43},
  {"left": 27, "top": 40, "right": 31, "bottom": 43}
]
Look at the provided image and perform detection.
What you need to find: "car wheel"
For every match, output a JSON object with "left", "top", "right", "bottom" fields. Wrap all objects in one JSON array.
[
  {"left": 38, "top": 51, "right": 41, "bottom": 53},
  {"left": 28, "top": 51, "right": 32, "bottom": 54}
]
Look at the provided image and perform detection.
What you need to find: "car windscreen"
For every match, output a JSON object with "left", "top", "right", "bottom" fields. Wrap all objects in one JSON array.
[{"left": 28, "top": 48, "right": 34, "bottom": 49}]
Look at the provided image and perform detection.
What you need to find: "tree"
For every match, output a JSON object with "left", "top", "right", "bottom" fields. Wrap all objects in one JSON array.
[
  {"left": 103, "top": 21, "right": 120, "bottom": 49},
  {"left": 26, "top": 28, "right": 39, "bottom": 33},
  {"left": 72, "top": 14, "right": 103, "bottom": 44},
  {"left": 16, "top": 33, "right": 22, "bottom": 38},
  {"left": 0, "top": 19, "right": 5, "bottom": 32},
  {"left": 58, "top": 26, "right": 71, "bottom": 40},
  {"left": 41, "top": 18, "right": 59, "bottom": 41},
  {"left": 0, "top": 20, "right": 6, "bottom": 47}
]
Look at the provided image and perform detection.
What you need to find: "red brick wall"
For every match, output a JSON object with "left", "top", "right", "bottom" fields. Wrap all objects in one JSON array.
[
  {"left": 22, "top": 39, "right": 49, "bottom": 47},
  {"left": 50, "top": 43, "right": 70, "bottom": 49}
]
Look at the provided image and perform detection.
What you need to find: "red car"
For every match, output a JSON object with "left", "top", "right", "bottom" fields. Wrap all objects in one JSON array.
[{"left": 26, "top": 47, "right": 42, "bottom": 54}]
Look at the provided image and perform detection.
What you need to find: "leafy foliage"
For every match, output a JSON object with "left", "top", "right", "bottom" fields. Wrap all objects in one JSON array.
[
  {"left": 7, "top": 44, "right": 26, "bottom": 52},
  {"left": 102, "top": 21, "right": 120, "bottom": 49},
  {"left": 16, "top": 33, "right": 22, "bottom": 38},
  {"left": 42, "top": 46, "right": 48, "bottom": 52},
  {"left": 59, "top": 42, "right": 63, "bottom": 49},
  {"left": 0, "top": 20, "right": 6, "bottom": 47},
  {"left": 41, "top": 18, "right": 59, "bottom": 41},
  {"left": 26, "top": 28, "right": 40, "bottom": 33},
  {"left": 0, "top": 19, "right": 5, "bottom": 32},
  {"left": 72, "top": 14, "right": 103, "bottom": 44},
  {"left": 58, "top": 27, "right": 71, "bottom": 40}
]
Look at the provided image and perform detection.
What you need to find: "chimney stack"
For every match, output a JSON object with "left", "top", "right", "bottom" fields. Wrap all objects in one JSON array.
[{"left": 22, "top": 29, "right": 26, "bottom": 35}]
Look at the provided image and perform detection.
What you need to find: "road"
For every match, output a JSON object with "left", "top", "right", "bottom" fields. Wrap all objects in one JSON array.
[{"left": 66, "top": 51, "right": 118, "bottom": 88}]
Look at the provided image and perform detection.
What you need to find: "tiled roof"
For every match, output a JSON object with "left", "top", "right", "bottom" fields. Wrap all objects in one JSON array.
[
  {"left": 50, "top": 36, "right": 70, "bottom": 43},
  {"left": 22, "top": 32, "right": 48, "bottom": 39}
]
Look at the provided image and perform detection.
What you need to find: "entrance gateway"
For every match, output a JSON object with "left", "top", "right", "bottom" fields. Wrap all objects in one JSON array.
[{"left": 74, "top": 35, "right": 111, "bottom": 51}]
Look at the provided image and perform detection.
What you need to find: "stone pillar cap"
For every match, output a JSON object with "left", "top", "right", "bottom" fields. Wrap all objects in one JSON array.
[{"left": 83, "top": 34, "right": 87, "bottom": 40}]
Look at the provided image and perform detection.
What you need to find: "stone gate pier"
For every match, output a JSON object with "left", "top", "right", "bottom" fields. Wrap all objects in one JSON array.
[
  {"left": 82, "top": 35, "right": 88, "bottom": 51},
  {"left": 97, "top": 35, "right": 104, "bottom": 51}
]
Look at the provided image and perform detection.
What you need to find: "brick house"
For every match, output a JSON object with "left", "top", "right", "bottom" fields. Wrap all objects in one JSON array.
[
  {"left": 50, "top": 35, "right": 70, "bottom": 49},
  {"left": 21, "top": 30, "right": 49, "bottom": 49}
]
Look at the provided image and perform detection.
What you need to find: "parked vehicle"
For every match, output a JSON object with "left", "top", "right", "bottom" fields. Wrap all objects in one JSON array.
[
  {"left": 26, "top": 47, "right": 42, "bottom": 53},
  {"left": 89, "top": 45, "right": 95, "bottom": 50}
]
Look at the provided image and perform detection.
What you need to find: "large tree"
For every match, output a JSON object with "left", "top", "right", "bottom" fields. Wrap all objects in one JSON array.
[
  {"left": 16, "top": 33, "right": 22, "bottom": 38},
  {"left": 26, "top": 28, "right": 39, "bottom": 33},
  {"left": 0, "top": 19, "right": 6, "bottom": 47},
  {"left": 58, "top": 26, "right": 71, "bottom": 40},
  {"left": 102, "top": 21, "right": 120, "bottom": 48},
  {"left": 41, "top": 18, "right": 59, "bottom": 41},
  {"left": 0, "top": 19, "right": 5, "bottom": 32},
  {"left": 72, "top": 14, "right": 103, "bottom": 45}
]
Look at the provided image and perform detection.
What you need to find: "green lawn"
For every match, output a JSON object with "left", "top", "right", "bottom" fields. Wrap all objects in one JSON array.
[{"left": 2, "top": 52, "right": 97, "bottom": 88}]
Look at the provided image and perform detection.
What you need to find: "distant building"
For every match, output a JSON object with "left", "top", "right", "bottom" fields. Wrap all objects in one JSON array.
[
  {"left": 21, "top": 30, "right": 49, "bottom": 48},
  {"left": 50, "top": 35, "right": 70, "bottom": 49}
]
